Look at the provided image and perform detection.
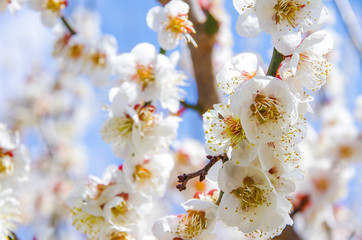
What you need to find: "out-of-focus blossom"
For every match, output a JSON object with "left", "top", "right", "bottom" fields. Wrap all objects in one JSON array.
[
  {"left": 115, "top": 43, "right": 186, "bottom": 113},
  {"left": 29, "top": 0, "right": 68, "bottom": 27},
  {"left": 147, "top": 0, "right": 197, "bottom": 50}
]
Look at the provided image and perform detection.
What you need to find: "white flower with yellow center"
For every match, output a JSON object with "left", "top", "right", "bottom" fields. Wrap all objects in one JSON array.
[
  {"left": 56, "top": 35, "right": 89, "bottom": 73},
  {"left": 258, "top": 140, "right": 304, "bottom": 194},
  {"left": 289, "top": 30, "right": 333, "bottom": 92},
  {"left": 147, "top": 0, "right": 197, "bottom": 50},
  {"left": 152, "top": 198, "right": 217, "bottom": 240},
  {"left": 67, "top": 166, "right": 148, "bottom": 238},
  {"left": 122, "top": 152, "right": 174, "bottom": 197},
  {"left": 216, "top": 52, "right": 264, "bottom": 95},
  {"left": 29, "top": 0, "right": 68, "bottom": 27},
  {"left": 234, "top": 0, "right": 328, "bottom": 55},
  {"left": 115, "top": 43, "right": 186, "bottom": 113},
  {"left": 82, "top": 35, "right": 118, "bottom": 86},
  {"left": 101, "top": 87, "right": 180, "bottom": 160},
  {"left": 230, "top": 76, "right": 298, "bottom": 143},
  {"left": 203, "top": 103, "right": 258, "bottom": 166},
  {"left": 102, "top": 226, "right": 137, "bottom": 240},
  {"left": 0, "top": 123, "right": 30, "bottom": 187},
  {"left": 218, "top": 162, "right": 277, "bottom": 233}
]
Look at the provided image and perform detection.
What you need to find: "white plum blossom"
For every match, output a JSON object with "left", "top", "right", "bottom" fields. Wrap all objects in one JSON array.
[
  {"left": 153, "top": 197, "right": 218, "bottom": 239},
  {"left": 0, "top": 123, "right": 30, "bottom": 187},
  {"left": 233, "top": 0, "right": 329, "bottom": 54},
  {"left": 230, "top": 76, "right": 299, "bottom": 143},
  {"left": 66, "top": 166, "right": 149, "bottom": 239},
  {"left": 147, "top": 0, "right": 197, "bottom": 50},
  {"left": 288, "top": 31, "right": 333, "bottom": 92},
  {"left": 216, "top": 52, "right": 265, "bottom": 95},
  {"left": 101, "top": 87, "right": 180, "bottom": 160},
  {"left": 0, "top": 0, "right": 24, "bottom": 13},
  {"left": 55, "top": 35, "right": 89, "bottom": 73},
  {"left": 115, "top": 43, "right": 186, "bottom": 113},
  {"left": 217, "top": 161, "right": 278, "bottom": 233},
  {"left": 29, "top": 0, "right": 68, "bottom": 27},
  {"left": 82, "top": 35, "right": 118, "bottom": 86},
  {"left": 122, "top": 152, "right": 174, "bottom": 197},
  {"left": 203, "top": 102, "right": 258, "bottom": 166},
  {"left": 0, "top": 188, "right": 20, "bottom": 239}
]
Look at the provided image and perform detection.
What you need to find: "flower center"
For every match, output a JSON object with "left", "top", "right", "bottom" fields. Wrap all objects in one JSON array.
[
  {"left": 176, "top": 210, "right": 207, "bottom": 238},
  {"left": 114, "top": 117, "right": 134, "bottom": 137},
  {"left": 109, "top": 232, "right": 135, "bottom": 240},
  {"left": 223, "top": 116, "right": 247, "bottom": 147},
  {"left": 176, "top": 150, "right": 190, "bottom": 165},
  {"left": 111, "top": 201, "right": 129, "bottom": 217},
  {"left": 67, "top": 44, "right": 85, "bottom": 60},
  {"left": 45, "top": 0, "right": 67, "bottom": 12},
  {"left": 250, "top": 94, "right": 282, "bottom": 125},
  {"left": 0, "top": 149, "right": 14, "bottom": 176},
  {"left": 135, "top": 104, "right": 156, "bottom": 131},
  {"left": 133, "top": 64, "right": 155, "bottom": 90},
  {"left": 338, "top": 145, "right": 354, "bottom": 159},
  {"left": 132, "top": 164, "right": 152, "bottom": 183},
  {"left": 90, "top": 51, "right": 107, "bottom": 68},
  {"left": 166, "top": 14, "right": 194, "bottom": 35},
  {"left": 313, "top": 177, "right": 329, "bottom": 193},
  {"left": 231, "top": 176, "right": 267, "bottom": 211},
  {"left": 273, "top": 0, "right": 304, "bottom": 27}
]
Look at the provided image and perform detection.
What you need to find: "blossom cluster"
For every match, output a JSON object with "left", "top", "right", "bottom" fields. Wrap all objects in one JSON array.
[
  {"left": 65, "top": 1, "right": 194, "bottom": 239},
  {"left": 0, "top": 123, "right": 30, "bottom": 239},
  {"left": 3, "top": 0, "right": 362, "bottom": 239}
]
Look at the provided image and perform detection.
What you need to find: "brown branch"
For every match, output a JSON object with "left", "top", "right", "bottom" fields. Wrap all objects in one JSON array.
[
  {"left": 272, "top": 225, "right": 301, "bottom": 240},
  {"left": 158, "top": 0, "right": 221, "bottom": 115},
  {"left": 176, "top": 154, "right": 227, "bottom": 191}
]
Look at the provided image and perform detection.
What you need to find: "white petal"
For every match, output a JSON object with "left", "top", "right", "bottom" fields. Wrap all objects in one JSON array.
[
  {"left": 158, "top": 30, "right": 179, "bottom": 50},
  {"left": 146, "top": 6, "right": 165, "bottom": 31},
  {"left": 236, "top": 9, "right": 261, "bottom": 37},
  {"left": 272, "top": 32, "right": 302, "bottom": 56}
]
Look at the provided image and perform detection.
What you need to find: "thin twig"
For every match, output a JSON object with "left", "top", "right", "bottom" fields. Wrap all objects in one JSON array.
[
  {"left": 180, "top": 101, "right": 204, "bottom": 115},
  {"left": 60, "top": 15, "right": 77, "bottom": 35},
  {"left": 176, "top": 154, "right": 227, "bottom": 191}
]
